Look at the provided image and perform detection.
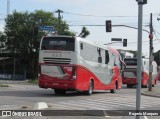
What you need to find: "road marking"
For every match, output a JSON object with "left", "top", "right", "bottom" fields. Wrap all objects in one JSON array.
[
  {"left": 51, "top": 104, "right": 86, "bottom": 110},
  {"left": 0, "top": 105, "right": 19, "bottom": 110},
  {"left": 105, "top": 116, "right": 110, "bottom": 118},
  {"left": 59, "top": 101, "right": 113, "bottom": 110},
  {"left": 52, "top": 95, "right": 160, "bottom": 110},
  {"left": 144, "top": 116, "right": 148, "bottom": 119}
]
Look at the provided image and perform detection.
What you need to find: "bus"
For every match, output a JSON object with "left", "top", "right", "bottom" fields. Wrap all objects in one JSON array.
[
  {"left": 38, "top": 35, "right": 124, "bottom": 95},
  {"left": 122, "top": 58, "right": 158, "bottom": 88}
]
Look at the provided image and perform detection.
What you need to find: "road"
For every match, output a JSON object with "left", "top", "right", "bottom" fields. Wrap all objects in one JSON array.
[{"left": 0, "top": 81, "right": 160, "bottom": 119}]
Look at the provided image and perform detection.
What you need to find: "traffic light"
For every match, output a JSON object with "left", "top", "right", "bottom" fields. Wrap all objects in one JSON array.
[
  {"left": 123, "top": 39, "right": 127, "bottom": 47},
  {"left": 136, "top": 0, "right": 147, "bottom": 4},
  {"left": 33, "top": 26, "right": 39, "bottom": 36},
  {"left": 106, "top": 20, "right": 112, "bottom": 32},
  {"left": 149, "top": 34, "right": 153, "bottom": 50},
  {"left": 149, "top": 34, "right": 153, "bottom": 40}
]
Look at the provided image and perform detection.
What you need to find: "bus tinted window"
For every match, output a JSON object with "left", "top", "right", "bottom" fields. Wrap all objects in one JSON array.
[
  {"left": 124, "top": 58, "right": 137, "bottom": 65},
  {"left": 41, "top": 37, "right": 75, "bottom": 51}
]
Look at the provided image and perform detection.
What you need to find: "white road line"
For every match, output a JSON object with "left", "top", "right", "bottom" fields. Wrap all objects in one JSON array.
[
  {"left": 51, "top": 104, "right": 86, "bottom": 110},
  {"left": 87, "top": 100, "right": 135, "bottom": 107},
  {"left": 84, "top": 99, "right": 136, "bottom": 107},
  {"left": 58, "top": 102, "right": 113, "bottom": 110},
  {"left": 0, "top": 105, "right": 19, "bottom": 110},
  {"left": 144, "top": 116, "right": 148, "bottom": 119},
  {"left": 53, "top": 95, "right": 160, "bottom": 110}
]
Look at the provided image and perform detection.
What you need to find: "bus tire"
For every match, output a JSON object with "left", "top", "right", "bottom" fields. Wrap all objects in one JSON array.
[
  {"left": 54, "top": 89, "right": 66, "bottom": 95},
  {"left": 127, "top": 84, "right": 133, "bottom": 88},
  {"left": 86, "top": 81, "right": 94, "bottom": 95},
  {"left": 110, "top": 82, "right": 117, "bottom": 93},
  {"left": 141, "top": 85, "right": 147, "bottom": 88}
]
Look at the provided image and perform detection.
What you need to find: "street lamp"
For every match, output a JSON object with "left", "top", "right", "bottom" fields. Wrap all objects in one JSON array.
[{"left": 135, "top": 0, "right": 147, "bottom": 119}]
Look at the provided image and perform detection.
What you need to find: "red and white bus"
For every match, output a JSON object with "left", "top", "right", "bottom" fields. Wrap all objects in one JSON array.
[
  {"left": 38, "top": 35, "right": 123, "bottom": 95},
  {"left": 122, "top": 58, "right": 158, "bottom": 88}
]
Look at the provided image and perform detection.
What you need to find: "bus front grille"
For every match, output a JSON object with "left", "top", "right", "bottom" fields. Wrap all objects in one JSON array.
[{"left": 43, "top": 57, "right": 71, "bottom": 64}]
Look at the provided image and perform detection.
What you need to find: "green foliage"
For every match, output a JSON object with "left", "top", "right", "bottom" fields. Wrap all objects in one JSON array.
[
  {"left": 153, "top": 50, "right": 160, "bottom": 66},
  {"left": 78, "top": 27, "right": 90, "bottom": 38},
  {"left": 4, "top": 10, "right": 74, "bottom": 54},
  {"left": 27, "top": 79, "right": 38, "bottom": 84},
  {"left": 0, "top": 83, "right": 9, "bottom": 87},
  {"left": 1, "top": 10, "right": 75, "bottom": 78}
]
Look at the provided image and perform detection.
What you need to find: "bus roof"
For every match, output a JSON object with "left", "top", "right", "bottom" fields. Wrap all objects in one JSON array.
[{"left": 42, "top": 35, "right": 119, "bottom": 54}]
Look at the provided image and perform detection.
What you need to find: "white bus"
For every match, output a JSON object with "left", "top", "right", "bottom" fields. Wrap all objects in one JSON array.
[
  {"left": 38, "top": 35, "right": 124, "bottom": 95},
  {"left": 122, "top": 58, "right": 158, "bottom": 88}
]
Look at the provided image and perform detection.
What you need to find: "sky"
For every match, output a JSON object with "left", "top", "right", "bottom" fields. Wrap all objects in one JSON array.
[{"left": 0, "top": 0, "right": 160, "bottom": 57}]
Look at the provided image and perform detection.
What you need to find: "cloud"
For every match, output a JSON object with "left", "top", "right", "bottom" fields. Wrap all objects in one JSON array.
[
  {"left": 33, "top": 0, "right": 90, "bottom": 6},
  {"left": 0, "top": 22, "right": 5, "bottom": 31}
]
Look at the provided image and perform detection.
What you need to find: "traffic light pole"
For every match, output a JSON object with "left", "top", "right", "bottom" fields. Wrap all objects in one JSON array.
[
  {"left": 113, "top": 25, "right": 149, "bottom": 34},
  {"left": 135, "top": 0, "right": 148, "bottom": 118}
]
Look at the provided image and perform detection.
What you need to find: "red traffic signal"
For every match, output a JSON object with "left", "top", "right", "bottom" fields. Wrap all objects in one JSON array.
[
  {"left": 149, "top": 34, "right": 153, "bottom": 40},
  {"left": 106, "top": 20, "right": 112, "bottom": 32}
]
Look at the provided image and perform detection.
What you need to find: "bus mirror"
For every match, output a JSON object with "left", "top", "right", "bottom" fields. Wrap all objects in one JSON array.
[{"left": 98, "top": 57, "right": 102, "bottom": 63}]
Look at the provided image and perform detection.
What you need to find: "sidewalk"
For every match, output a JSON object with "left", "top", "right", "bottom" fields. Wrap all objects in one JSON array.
[
  {"left": 141, "top": 84, "right": 160, "bottom": 98},
  {"left": 0, "top": 79, "right": 35, "bottom": 85}
]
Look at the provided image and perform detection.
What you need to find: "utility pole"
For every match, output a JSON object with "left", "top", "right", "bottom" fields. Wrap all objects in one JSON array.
[
  {"left": 135, "top": 0, "right": 147, "bottom": 119},
  {"left": 55, "top": 9, "right": 63, "bottom": 34},
  {"left": 148, "top": 13, "right": 153, "bottom": 91},
  {"left": 7, "top": 0, "right": 10, "bottom": 15}
]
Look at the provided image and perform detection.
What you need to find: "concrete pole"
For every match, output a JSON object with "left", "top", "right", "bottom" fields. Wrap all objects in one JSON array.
[
  {"left": 136, "top": 2, "right": 143, "bottom": 119},
  {"left": 7, "top": 0, "right": 10, "bottom": 15}
]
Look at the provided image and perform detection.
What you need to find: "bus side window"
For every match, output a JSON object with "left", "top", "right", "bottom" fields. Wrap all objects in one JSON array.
[
  {"left": 80, "top": 43, "right": 83, "bottom": 50},
  {"left": 105, "top": 50, "right": 109, "bottom": 64},
  {"left": 97, "top": 48, "right": 102, "bottom": 63}
]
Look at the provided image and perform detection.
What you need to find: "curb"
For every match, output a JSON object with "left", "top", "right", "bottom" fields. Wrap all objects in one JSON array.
[
  {"left": 33, "top": 102, "right": 48, "bottom": 109},
  {"left": 141, "top": 92, "right": 160, "bottom": 98}
]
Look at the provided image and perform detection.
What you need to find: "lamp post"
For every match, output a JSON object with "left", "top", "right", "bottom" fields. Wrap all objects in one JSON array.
[{"left": 135, "top": 1, "right": 147, "bottom": 119}]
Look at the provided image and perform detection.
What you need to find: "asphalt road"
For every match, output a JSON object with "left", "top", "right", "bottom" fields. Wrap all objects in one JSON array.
[{"left": 0, "top": 81, "right": 160, "bottom": 119}]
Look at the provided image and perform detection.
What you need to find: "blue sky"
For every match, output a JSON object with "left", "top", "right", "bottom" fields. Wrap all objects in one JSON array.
[{"left": 0, "top": 0, "right": 160, "bottom": 56}]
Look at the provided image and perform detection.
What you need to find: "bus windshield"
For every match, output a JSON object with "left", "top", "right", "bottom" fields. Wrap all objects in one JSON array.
[{"left": 41, "top": 37, "right": 75, "bottom": 51}]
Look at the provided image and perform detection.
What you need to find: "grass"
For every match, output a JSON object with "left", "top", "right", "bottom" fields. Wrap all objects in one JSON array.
[
  {"left": 27, "top": 79, "right": 38, "bottom": 84},
  {"left": 0, "top": 83, "right": 9, "bottom": 87}
]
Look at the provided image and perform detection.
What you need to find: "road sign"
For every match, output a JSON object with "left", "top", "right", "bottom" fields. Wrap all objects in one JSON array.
[
  {"left": 111, "top": 38, "right": 122, "bottom": 42},
  {"left": 39, "top": 26, "right": 54, "bottom": 32}
]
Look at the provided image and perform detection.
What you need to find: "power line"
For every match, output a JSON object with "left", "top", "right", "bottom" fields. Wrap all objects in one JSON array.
[
  {"left": 153, "top": 28, "right": 160, "bottom": 36},
  {"left": 68, "top": 24, "right": 148, "bottom": 27},
  {"left": 63, "top": 11, "right": 151, "bottom": 18},
  {"left": 63, "top": 11, "right": 160, "bottom": 18}
]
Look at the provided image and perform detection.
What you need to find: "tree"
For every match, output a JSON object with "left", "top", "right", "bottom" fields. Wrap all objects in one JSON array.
[
  {"left": 2, "top": 10, "right": 75, "bottom": 79},
  {"left": 153, "top": 50, "right": 160, "bottom": 66},
  {"left": 78, "top": 27, "right": 90, "bottom": 38}
]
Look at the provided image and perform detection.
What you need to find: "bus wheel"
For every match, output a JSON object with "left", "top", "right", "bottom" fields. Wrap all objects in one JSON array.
[
  {"left": 86, "top": 81, "right": 94, "bottom": 95},
  {"left": 110, "top": 83, "right": 117, "bottom": 93},
  {"left": 127, "top": 84, "right": 133, "bottom": 88},
  {"left": 54, "top": 89, "right": 66, "bottom": 95},
  {"left": 141, "top": 85, "right": 147, "bottom": 88}
]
